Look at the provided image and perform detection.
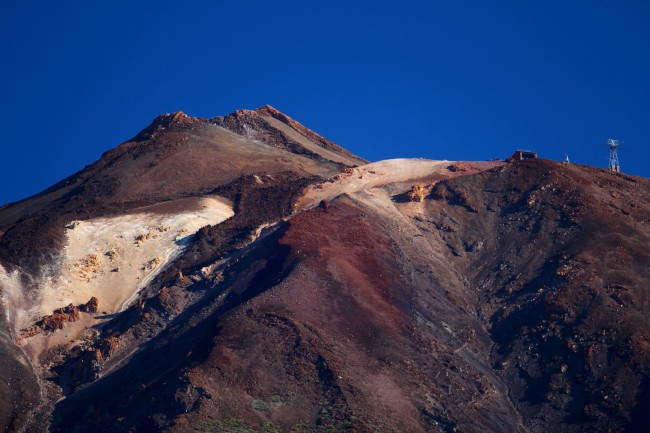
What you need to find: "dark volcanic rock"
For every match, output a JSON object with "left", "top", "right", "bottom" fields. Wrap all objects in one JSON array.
[{"left": 428, "top": 159, "right": 650, "bottom": 432}]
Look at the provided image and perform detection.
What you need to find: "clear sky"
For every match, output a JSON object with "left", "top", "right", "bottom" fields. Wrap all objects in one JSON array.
[{"left": 1, "top": 1, "right": 649, "bottom": 205}]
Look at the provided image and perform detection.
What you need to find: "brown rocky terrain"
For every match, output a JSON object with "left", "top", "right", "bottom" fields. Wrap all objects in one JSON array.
[
  {"left": 19, "top": 297, "right": 98, "bottom": 339},
  {"left": 0, "top": 106, "right": 649, "bottom": 433}
]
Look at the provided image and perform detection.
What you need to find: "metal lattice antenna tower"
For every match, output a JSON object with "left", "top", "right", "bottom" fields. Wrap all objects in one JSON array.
[{"left": 607, "top": 139, "right": 621, "bottom": 172}]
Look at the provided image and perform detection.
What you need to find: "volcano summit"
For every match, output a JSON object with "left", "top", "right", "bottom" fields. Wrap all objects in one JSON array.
[{"left": 0, "top": 106, "right": 649, "bottom": 433}]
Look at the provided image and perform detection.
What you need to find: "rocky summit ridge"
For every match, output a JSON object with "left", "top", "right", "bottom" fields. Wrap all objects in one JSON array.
[{"left": 0, "top": 106, "right": 649, "bottom": 433}]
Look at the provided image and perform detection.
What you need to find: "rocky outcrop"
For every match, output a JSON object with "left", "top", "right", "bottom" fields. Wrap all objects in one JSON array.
[
  {"left": 79, "top": 296, "right": 99, "bottom": 313},
  {"left": 212, "top": 105, "right": 367, "bottom": 167},
  {"left": 20, "top": 297, "right": 99, "bottom": 338},
  {"left": 131, "top": 111, "right": 199, "bottom": 142},
  {"left": 406, "top": 182, "right": 435, "bottom": 202}
]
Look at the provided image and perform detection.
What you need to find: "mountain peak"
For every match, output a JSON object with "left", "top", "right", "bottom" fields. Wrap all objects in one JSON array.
[
  {"left": 255, "top": 104, "right": 281, "bottom": 115},
  {"left": 256, "top": 103, "right": 293, "bottom": 119},
  {"left": 254, "top": 104, "right": 301, "bottom": 126},
  {"left": 152, "top": 110, "right": 192, "bottom": 126},
  {"left": 212, "top": 105, "right": 368, "bottom": 167},
  {"left": 131, "top": 110, "right": 197, "bottom": 142}
]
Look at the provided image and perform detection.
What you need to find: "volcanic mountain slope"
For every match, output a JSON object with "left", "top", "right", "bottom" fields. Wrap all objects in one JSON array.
[
  {"left": 0, "top": 105, "right": 363, "bottom": 432},
  {"left": 1, "top": 107, "right": 649, "bottom": 433}
]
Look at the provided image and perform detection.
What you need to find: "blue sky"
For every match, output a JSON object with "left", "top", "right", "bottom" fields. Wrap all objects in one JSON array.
[{"left": 1, "top": 1, "right": 649, "bottom": 205}]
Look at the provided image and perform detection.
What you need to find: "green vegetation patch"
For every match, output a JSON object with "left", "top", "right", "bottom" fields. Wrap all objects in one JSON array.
[
  {"left": 196, "top": 419, "right": 282, "bottom": 433},
  {"left": 196, "top": 418, "right": 257, "bottom": 433},
  {"left": 267, "top": 395, "right": 284, "bottom": 404},
  {"left": 250, "top": 399, "right": 272, "bottom": 413}
]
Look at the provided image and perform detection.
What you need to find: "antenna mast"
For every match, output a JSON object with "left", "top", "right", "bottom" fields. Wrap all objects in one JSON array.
[{"left": 607, "top": 139, "right": 621, "bottom": 172}]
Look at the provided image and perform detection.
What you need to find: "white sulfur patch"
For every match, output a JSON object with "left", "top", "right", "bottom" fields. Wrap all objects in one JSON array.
[
  {"left": 0, "top": 196, "right": 233, "bottom": 333},
  {"left": 0, "top": 267, "right": 27, "bottom": 332},
  {"left": 297, "top": 158, "right": 451, "bottom": 209}
]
